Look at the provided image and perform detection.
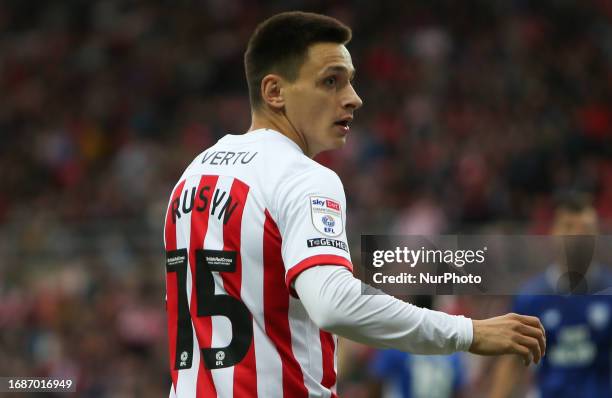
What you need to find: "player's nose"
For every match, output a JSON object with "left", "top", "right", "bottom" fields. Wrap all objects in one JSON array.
[{"left": 343, "top": 83, "right": 363, "bottom": 111}]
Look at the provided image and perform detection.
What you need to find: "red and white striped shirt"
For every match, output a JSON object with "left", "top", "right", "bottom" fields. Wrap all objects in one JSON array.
[{"left": 164, "top": 129, "right": 352, "bottom": 397}]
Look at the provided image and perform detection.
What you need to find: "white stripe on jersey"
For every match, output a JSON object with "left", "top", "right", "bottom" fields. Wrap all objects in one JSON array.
[
  {"left": 205, "top": 175, "right": 234, "bottom": 398},
  {"left": 176, "top": 175, "right": 201, "bottom": 398}
]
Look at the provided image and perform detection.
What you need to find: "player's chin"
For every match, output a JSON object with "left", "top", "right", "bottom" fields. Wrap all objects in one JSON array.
[
  {"left": 328, "top": 134, "right": 347, "bottom": 149},
  {"left": 317, "top": 138, "right": 346, "bottom": 155}
]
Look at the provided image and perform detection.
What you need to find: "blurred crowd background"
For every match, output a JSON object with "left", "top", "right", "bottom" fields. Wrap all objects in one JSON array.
[{"left": 1, "top": 0, "right": 612, "bottom": 396}]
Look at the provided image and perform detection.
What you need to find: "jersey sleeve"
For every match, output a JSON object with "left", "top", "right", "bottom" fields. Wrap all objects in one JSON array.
[{"left": 274, "top": 166, "right": 353, "bottom": 296}]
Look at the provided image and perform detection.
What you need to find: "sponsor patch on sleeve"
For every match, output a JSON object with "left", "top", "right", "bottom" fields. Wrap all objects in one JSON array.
[
  {"left": 309, "top": 196, "right": 343, "bottom": 237},
  {"left": 306, "top": 238, "right": 348, "bottom": 252}
]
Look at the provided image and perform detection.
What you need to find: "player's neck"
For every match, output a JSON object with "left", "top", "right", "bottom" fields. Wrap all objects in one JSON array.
[{"left": 247, "top": 109, "right": 313, "bottom": 157}]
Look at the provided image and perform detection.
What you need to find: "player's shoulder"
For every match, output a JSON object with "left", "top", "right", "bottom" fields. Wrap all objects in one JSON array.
[
  {"left": 512, "top": 273, "right": 554, "bottom": 312},
  {"left": 591, "top": 265, "right": 612, "bottom": 294},
  {"left": 273, "top": 157, "right": 344, "bottom": 214},
  {"left": 290, "top": 156, "right": 342, "bottom": 187}
]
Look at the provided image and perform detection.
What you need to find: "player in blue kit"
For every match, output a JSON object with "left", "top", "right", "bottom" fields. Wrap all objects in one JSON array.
[
  {"left": 490, "top": 193, "right": 612, "bottom": 398},
  {"left": 370, "top": 351, "right": 465, "bottom": 398}
]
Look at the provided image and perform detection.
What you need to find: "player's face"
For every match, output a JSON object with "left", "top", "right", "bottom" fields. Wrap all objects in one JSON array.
[
  {"left": 552, "top": 209, "right": 598, "bottom": 235},
  {"left": 552, "top": 208, "right": 598, "bottom": 277},
  {"left": 282, "top": 42, "right": 362, "bottom": 157}
]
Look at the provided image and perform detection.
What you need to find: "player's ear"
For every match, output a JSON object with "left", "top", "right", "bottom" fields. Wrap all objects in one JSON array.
[{"left": 260, "top": 74, "right": 285, "bottom": 110}]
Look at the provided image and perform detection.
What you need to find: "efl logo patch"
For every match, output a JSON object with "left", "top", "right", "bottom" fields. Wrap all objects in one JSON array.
[{"left": 310, "top": 196, "right": 343, "bottom": 237}]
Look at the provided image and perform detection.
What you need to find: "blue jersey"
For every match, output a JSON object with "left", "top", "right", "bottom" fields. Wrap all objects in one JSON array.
[
  {"left": 369, "top": 350, "right": 465, "bottom": 398},
  {"left": 513, "top": 267, "right": 612, "bottom": 398}
]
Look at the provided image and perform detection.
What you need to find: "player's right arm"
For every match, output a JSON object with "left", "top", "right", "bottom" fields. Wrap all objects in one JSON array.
[{"left": 296, "top": 266, "right": 546, "bottom": 363}]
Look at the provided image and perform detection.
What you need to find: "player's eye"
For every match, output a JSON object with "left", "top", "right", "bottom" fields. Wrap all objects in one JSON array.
[{"left": 323, "top": 76, "right": 337, "bottom": 87}]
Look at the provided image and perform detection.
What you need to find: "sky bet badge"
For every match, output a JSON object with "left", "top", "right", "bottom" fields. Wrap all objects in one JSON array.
[{"left": 310, "top": 196, "right": 343, "bottom": 237}]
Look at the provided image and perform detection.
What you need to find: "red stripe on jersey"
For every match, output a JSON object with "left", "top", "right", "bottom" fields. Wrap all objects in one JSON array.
[
  {"left": 188, "top": 175, "right": 219, "bottom": 398},
  {"left": 319, "top": 330, "right": 337, "bottom": 395},
  {"left": 164, "top": 179, "right": 186, "bottom": 394},
  {"left": 285, "top": 255, "right": 353, "bottom": 298},
  {"left": 263, "top": 210, "right": 309, "bottom": 398},
  {"left": 221, "top": 179, "right": 258, "bottom": 398}
]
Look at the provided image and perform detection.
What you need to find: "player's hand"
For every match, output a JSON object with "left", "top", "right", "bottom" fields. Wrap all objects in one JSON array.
[{"left": 469, "top": 313, "right": 546, "bottom": 366}]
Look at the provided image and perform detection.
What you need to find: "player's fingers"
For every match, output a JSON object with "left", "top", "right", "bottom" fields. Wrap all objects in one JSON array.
[
  {"left": 513, "top": 334, "right": 541, "bottom": 364},
  {"left": 514, "top": 314, "right": 546, "bottom": 352},
  {"left": 515, "top": 314, "right": 542, "bottom": 329},
  {"left": 523, "top": 315, "right": 546, "bottom": 336},
  {"left": 517, "top": 324, "right": 546, "bottom": 357},
  {"left": 512, "top": 343, "right": 532, "bottom": 366}
]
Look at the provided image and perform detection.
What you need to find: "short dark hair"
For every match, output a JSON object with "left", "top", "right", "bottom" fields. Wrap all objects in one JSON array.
[
  {"left": 244, "top": 11, "right": 352, "bottom": 109},
  {"left": 555, "top": 191, "right": 593, "bottom": 213}
]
